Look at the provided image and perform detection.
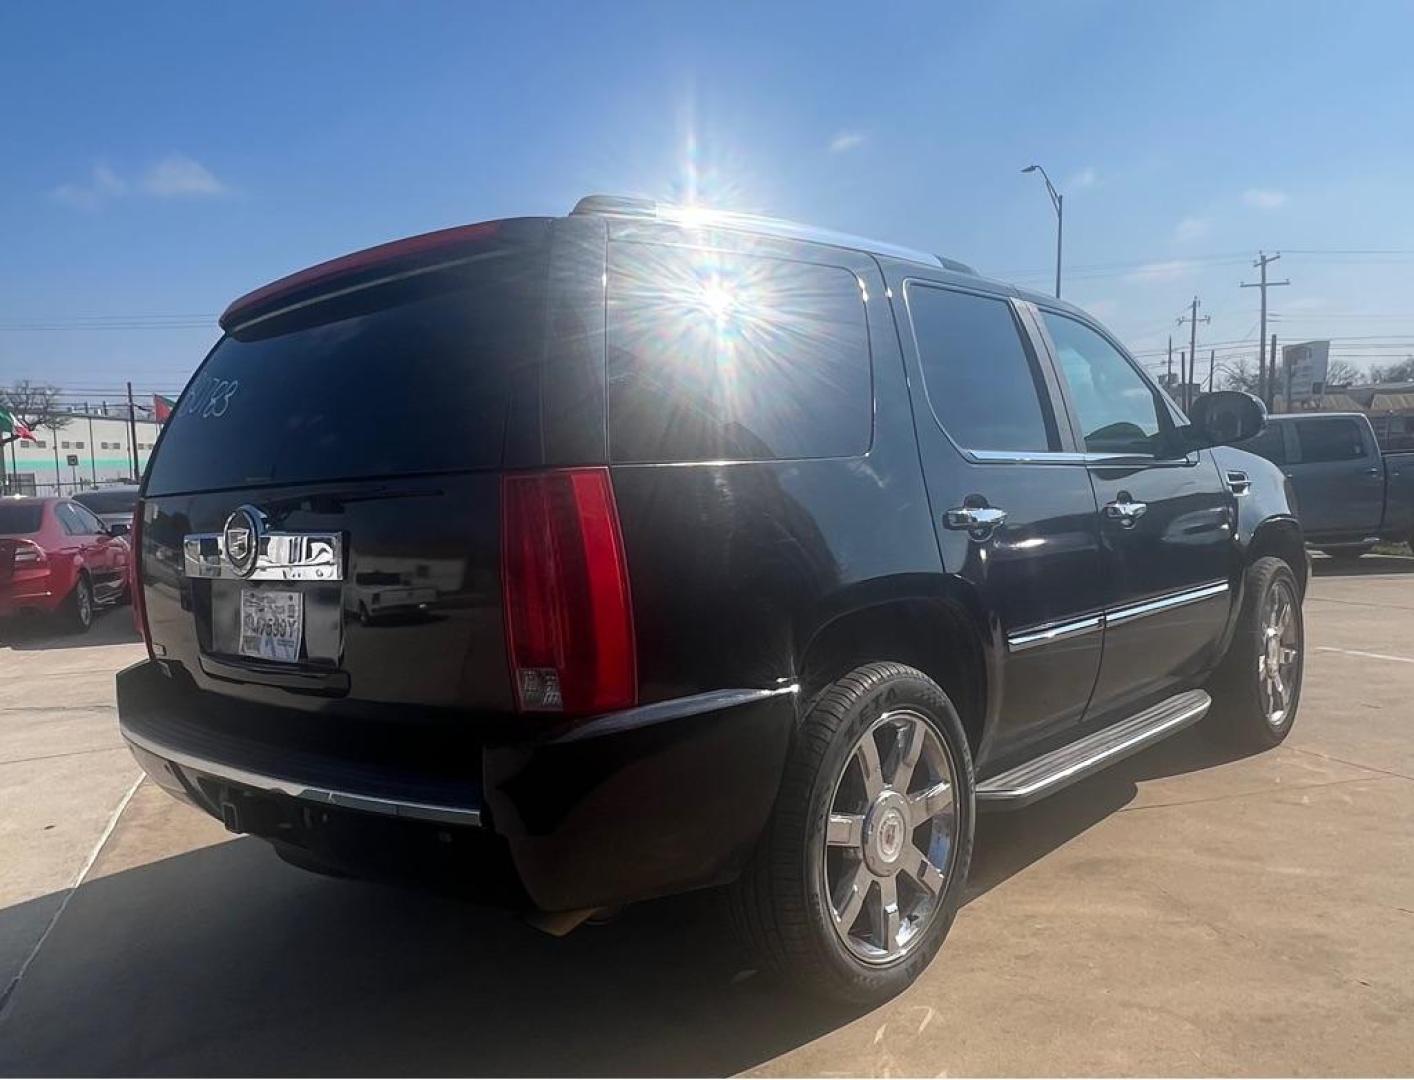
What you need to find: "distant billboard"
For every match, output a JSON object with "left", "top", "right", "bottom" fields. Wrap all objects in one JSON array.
[{"left": 1282, "top": 340, "right": 1331, "bottom": 401}]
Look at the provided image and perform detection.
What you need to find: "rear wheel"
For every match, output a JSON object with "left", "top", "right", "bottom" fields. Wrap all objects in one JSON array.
[
  {"left": 1204, "top": 557, "right": 1303, "bottom": 748},
  {"left": 728, "top": 662, "right": 974, "bottom": 1003},
  {"left": 61, "top": 574, "right": 94, "bottom": 634}
]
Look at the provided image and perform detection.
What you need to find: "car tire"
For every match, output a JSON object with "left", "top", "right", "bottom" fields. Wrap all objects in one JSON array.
[
  {"left": 727, "top": 662, "right": 975, "bottom": 1004},
  {"left": 1203, "top": 556, "right": 1304, "bottom": 749},
  {"left": 61, "top": 574, "right": 94, "bottom": 634}
]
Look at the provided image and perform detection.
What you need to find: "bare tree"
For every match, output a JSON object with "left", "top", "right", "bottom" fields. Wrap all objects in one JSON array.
[
  {"left": 1219, "top": 358, "right": 1262, "bottom": 395},
  {"left": 1324, "top": 359, "right": 1363, "bottom": 387},
  {"left": 0, "top": 380, "right": 71, "bottom": 449},
  {"left": 1371, "top": 357, "right": 1414, "bottom": 384}
]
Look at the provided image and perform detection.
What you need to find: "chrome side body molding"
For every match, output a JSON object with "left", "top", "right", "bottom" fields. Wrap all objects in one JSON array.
[{"left": 1006, "top": 581, "right": 1229, "bottom": 653}]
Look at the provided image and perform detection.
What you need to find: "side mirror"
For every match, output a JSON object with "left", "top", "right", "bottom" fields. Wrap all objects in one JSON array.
[
  {"left": 107, "top": 522, "right": 131, "bottom": 538},
  {"left": 1181, "top": 391, "right": 1267, "bottom": 450}
]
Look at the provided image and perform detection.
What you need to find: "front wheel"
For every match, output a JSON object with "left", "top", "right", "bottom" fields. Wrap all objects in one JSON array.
[
  {"left": 1204, "top": 557, "right": 1304, "bottom": 748},
  {"left": 61, "top": 574, "right": 94, "bottom": 634},
  {"left": 728, "top": 662, "right": 975, "bottom": 1003}
]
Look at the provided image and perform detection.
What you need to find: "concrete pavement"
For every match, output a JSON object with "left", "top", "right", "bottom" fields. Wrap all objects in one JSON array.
[{"left": 1, "top": 559, "right": 1412, "bottom": 1075}]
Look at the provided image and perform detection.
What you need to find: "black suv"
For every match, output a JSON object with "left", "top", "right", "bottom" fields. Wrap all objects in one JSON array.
[{"left": 120, "top": 197, "right": 1306, "bottom": 1002}]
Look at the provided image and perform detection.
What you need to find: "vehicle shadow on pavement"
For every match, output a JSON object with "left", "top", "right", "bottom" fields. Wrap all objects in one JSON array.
[
  {"left": 1310, "top": 553, "right": 1414, "bottom": 578},
  {"left": 0, "top": 607, "right": 140, "bottom": 651},
  {"left": 0, "top": 728, "right": 1246, "bottom": 1077}
]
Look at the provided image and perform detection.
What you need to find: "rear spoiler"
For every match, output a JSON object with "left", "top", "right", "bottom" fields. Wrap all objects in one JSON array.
[{"left": 220, "top": 218, "right": 543, "bottom": 332}]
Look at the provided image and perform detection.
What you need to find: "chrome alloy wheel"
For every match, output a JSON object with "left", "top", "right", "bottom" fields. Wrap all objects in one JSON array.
[
  {"left": 823, "top": 709, "right": 959, "bottom": 964},
  {"left": 76, "top": 579, "right": 92, "bottom": 627},
  {"left": 1258, "top": 577, "right": 1301, "bottom": 727}
]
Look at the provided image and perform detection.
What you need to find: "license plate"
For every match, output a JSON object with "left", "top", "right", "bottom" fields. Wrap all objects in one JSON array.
[{"left": 239, "top": 589, "right": 304, "bottom": 662}]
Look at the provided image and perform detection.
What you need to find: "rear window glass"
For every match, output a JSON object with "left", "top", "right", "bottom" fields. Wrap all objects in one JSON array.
[
  {"left": 1236, "top": 422, "right": 1287, "bottom": 464},
  {"left": 146, "top": 240, "right": 548, "bottom": 495},
  {"left": 0, "top": 504, "right": 43, "bottom": 534},
  {"left": 606, "top": 242, "right": 871, "bottom": 463},
  {"left": 73, "top": 489, "right": 137, "bottom": 514}
]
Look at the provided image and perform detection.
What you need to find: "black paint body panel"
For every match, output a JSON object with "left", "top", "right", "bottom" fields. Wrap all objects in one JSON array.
[{"left": 119, "top": 210, "right": 1306, "bottom": 912}]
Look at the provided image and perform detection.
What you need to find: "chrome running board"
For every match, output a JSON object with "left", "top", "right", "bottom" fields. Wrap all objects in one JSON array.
[{"left": 977, "top": 689, "right": 1211, "bottom": 810}]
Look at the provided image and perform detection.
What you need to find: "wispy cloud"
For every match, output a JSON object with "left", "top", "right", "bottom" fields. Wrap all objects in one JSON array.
[
  {"left": 1125, "top": 259, "right": 1197, "bottom": 284},
  {"left": 1069, "top": 166, "right": 1098, "bottom": 189},
  {"left": 828, "top": 131, "right": 866, "bottom": 154},
  {"left": 51, "top": 153, "right": 228, "bottom": 209},
  {"left": 1174, "top": 216, "right": 1210, "bottom": 243},
  {"left": 1082, "top": 298, "right": 1118, "bottom": 320},
  {"left": 50, "top": 163, "right": 127, "bottom": 211},
  {"left": 1244, "top": 188, "right": 1288, "bottom": 209},
  {"left": 141, "top": 153, "right": 226, "bottom": 197}
]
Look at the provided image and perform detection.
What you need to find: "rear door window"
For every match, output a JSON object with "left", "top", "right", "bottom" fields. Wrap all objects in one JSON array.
[
  {"left": 906, "top": 284, "right": 1058, "bottom": 452},
  {"left": 606, "top": 242, "right": 872, "bottom": 462},
  {"left": 145, "top": 239, "right": 549, "bottom": 495},
  {"left": 1294, "top": 417, "right": 1366, "bottom": 462}
]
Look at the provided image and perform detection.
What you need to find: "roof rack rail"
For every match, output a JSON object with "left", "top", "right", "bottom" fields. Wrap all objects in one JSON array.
[{"left": 570, "top": 194, "right": 976, "bottom": 275}]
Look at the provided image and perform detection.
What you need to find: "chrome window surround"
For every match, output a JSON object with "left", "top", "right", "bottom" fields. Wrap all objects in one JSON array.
[
  {"left": 184, "top": 531, "right": 344, "bottom": 582},
  {"left": 1007, "top": 581, "right": 1229, "bottom": 653}
]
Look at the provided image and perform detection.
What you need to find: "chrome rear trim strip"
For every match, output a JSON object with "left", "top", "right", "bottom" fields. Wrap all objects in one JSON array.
[
  {"left": 121, "top": 723, "right": 483, "bottom": 827},
  {"left": 184, "top": 531, "right": 344, "bottom": 582}
]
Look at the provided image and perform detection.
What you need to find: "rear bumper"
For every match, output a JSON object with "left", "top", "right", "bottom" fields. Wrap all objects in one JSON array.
[
  {"left": 116, "top": 661, "right": 796, "bottom": 911},
  {"left": 0, "top": 577, "right": 59, "bottom": 617}
]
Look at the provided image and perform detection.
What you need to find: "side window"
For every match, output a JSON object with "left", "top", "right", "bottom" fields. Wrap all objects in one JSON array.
[
  {"left": 54, "top": 503, "right": 86, "bottom": 536},
  {"left": 1042, "top": 312, "right": 1165, "bottom": 455},
  {"left": 906, "top": 285, "right": 1058, "bottom": 453},
  {"left": 607, "top": 242, "right": 872, "bottom": 463},
  {"left": 1294, "top": 418, "right": 1366, "bottom": 462},
  {"left": 1237, "top": 421, "right": 1287, "bottom": 465},
  {"left": 70, "top": 504, "right": 105, "bottom": 533}
]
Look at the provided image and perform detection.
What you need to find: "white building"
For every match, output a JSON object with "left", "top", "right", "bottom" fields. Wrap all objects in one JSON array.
[{"left": 3, "top": 412, "right": 163, "bottom": 496}]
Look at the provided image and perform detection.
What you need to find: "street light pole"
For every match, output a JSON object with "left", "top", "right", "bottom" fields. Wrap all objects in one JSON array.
[{"left": 1022, "top": 164, "right": 1063, "bottom": 298}]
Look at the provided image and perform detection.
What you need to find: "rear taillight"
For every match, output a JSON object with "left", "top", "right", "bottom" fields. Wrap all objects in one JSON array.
[
  {"left": 129, "top": 500, "right": 153, "bottom": 657},
  {"left": 501, "top": 468, "right": 636, "bottom": 715},
  {"left": 12, "top": 541, "right": 46, "bottom": 568}
]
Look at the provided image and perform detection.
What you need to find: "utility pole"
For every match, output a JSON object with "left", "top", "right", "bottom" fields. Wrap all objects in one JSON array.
[
  {"left": 1274, "top": 333, "right": 1284, "bottom": 409},
  {"left": 1180, "top": 352, "right": 1187, "bottom": 402},
  {"left": 1176, "top": 297, "right": 1210, "bottom": 411},
  {"left": 1241, "top": 252, "right": 1290, "bottom": 409},
  {"left": 125, "top": 381, "right": 139, "bottom": 480},
  {"left": 1208, "top": 348, "right": 1216, "bottom": 393},
  {"left": 1166, "top": 336, "right": 1174, "bottom": 386}
]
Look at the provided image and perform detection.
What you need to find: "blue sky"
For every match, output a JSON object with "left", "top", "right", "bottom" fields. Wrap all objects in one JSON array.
[{"left": 4, "top": 0, "right": 1414, "bottom": 401}]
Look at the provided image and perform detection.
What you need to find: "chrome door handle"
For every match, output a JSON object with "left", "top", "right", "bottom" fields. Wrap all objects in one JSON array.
[
  {"left": 944, "top": 505, "right": 1008, "bottom": 534},
  {"left": 1104, "top": 498, "right": 1148, "bottom": 527}
]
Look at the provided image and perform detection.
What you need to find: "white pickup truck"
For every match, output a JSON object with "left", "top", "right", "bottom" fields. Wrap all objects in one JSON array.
[{"left": 1240, "top": 411, "right": 1414, "bottom": 559}]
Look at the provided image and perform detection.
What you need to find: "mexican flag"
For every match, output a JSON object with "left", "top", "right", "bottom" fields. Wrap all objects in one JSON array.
[
  {"left": 153, "top": 393, "right": 176, "bottom": 422},
  {"left": 0, "top": 407, "right": 35, "bottom": 441}
]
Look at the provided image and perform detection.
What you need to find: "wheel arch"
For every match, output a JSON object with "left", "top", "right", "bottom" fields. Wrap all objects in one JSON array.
[
  {"left": 1248, "top": 516, "right": 1308, "bottom": 596},
  {"left": 797, "top": 591, "right": 991, "bottom": 761}
]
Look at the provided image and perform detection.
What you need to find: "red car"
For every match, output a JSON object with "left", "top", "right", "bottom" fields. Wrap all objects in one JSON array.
[{"left": 0, "top": 497, "right": 130, "bottom": 632}]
